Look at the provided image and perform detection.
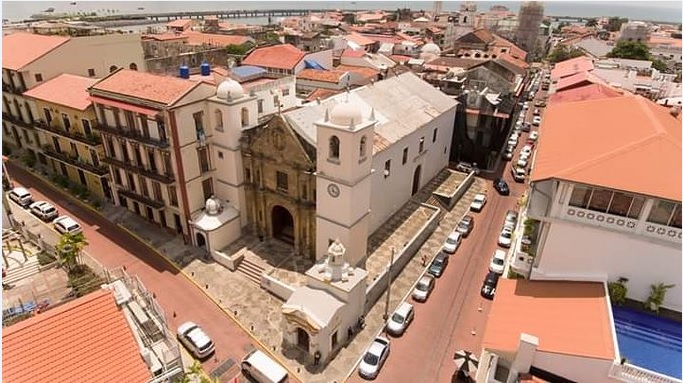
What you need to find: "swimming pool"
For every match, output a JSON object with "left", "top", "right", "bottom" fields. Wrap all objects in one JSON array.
[{"left": 612, "top": 306, "right": 682, "bottom": 379}]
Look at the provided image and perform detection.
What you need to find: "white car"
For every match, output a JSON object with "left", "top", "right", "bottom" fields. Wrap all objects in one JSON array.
[
  {"left": 8, "top": 187, "right": 33, "bottom": 208},
  {"left": 470, "top": 194, "right": 487, "bottom": 212},
  {"left": 517, "top": 157, "right": 528, "bottom": 169},
  {"left": 529, "top": 131, "right": 539, "bottom": 141},
  {"left": 443, "top": 231, "right": 463, "bottom": 254},
  {"left": 412, "top": 274, "right": 435, "bottom": 302},
  {"left": 30, "top": 201, "right": 59, "bottom": 221},
  {"left": 521, "top": 145, "right": 533, "bottom": 157},
  {"left": 359, "top": 336, "right": 391, "bottom": 379},
  {"left": 511, "top": 167, "right": 526, "bottom": 182},
  {"left": 177, "top": 321, "right": 215, "bottom": 359},
  {"left": 489, "top": 250, "right": 507, "bottom": 274},
  {"left": 532, "top": 116, "right": 542, "bottom": 126},
  {"left": 498, "top": 226, "right": 513, "bottom": 248},
  {"left": 53, "top": 215, "right": 82, "bottom": 235}
]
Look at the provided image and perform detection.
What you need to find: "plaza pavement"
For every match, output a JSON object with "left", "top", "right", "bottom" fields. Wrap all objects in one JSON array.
[{"left": 95, "top": 170, "right": 486, "bottom": 383}]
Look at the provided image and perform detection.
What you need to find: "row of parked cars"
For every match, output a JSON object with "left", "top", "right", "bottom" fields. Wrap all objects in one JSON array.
[
  {"left": 358, "top": 211, "right": 478, "bottom": 379},
  {"left": 7, "top": 187, "right": 82, "bottom": 235}
]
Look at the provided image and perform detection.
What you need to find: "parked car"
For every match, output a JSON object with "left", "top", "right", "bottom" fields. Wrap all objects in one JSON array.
[
  {"left": 52, "top": 215, "right": 82, "bottom": 235},
  {"left": 359, "top": 336, "right": 391, "bottom": 379},
  {"left": 241, "top": 349, "right": 288, "bottom": 383},
  {"left": 454, "top": 161, "right": 480, "bottom": 175},
  {"left": 522, "top": 122, "right": 531, "bottom": 132},
  {"left": 521, "top": 145, "right": 533, "bottom": 157},
  {"left": 498, "top": 226, "right": 513, "bottom": 248},
  {"left": 529, "top": 131, "right": 539, "bottom": 141},
  {"left": 504, "top": 210, "right": 519, "bottom": 227},
  {"left": 7, "top": 187, "right": 33, "bottom": 208},
  {"left": 470, "top": 194, "right": 487, "bottom": 212},
  {"left": 533, "top": 108, "right": 541, "bottom": 116},
  {"left": 511, "top": 167, "right": 526, "bottom": 183},
  {"left": 177, "top": 321, "right": 215, "bottom": 359},
  {"left": 516, "top": 157, "right": 528, "bottom": 169},
  {"left": 386, "top": 302, "right": 415, "bottom": 336},
  {"left": 412, "top": 274, "right": 435, "bottom": 302},
  {"left": 443, "top": 231, "right": 463, "bottom": 254},
  {"left": 29, "top": 201, "right": 59, "bottom": 221},
  {"left": 493, "top": 178, "right": 509, "bottom": 196},
  {"left": 535, "top": 100, "right": 546, "bottom": 107},
  {"left": 428, "top": 252, "right": 449, "bottom": 278},
  {"left": 456, "top": 215, "right": 474, "bottom": 237},
  {"left": 489, "top": 250, "right": 507, "bottom": 274},
  {"left": 532, "top": 116, "right": 542, "bottom": 126},
  {"left": 480, "top": 271, "right": 500, "bottom": 300},
  {"left": 503, "top": 150, "right": 514, "bottom": 161}
]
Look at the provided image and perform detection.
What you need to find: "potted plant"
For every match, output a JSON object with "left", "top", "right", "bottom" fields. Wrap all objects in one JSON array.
[
  {"left": 608, "top": 277, "right": 629, "bottom": 306},
  {"left": 644, "top": 283, "right": 675, "bottom": 313}
]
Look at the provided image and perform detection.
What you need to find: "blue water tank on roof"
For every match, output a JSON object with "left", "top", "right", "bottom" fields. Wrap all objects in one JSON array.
[
  {"left": 200, "top": 62, "right": 210, "bottom": 76},
  {"left": 179, "top": 65, "right": 190, "bottom": 79}
]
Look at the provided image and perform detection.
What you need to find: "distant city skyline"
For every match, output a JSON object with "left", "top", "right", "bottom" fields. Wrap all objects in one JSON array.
[{"left": 1, "top": 1, "right": 682, "bottom": 23}]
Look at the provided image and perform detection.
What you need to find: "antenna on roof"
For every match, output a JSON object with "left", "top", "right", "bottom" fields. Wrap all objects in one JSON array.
[{"left": 324, "top": 108, "right": 330, "bottom": 122}]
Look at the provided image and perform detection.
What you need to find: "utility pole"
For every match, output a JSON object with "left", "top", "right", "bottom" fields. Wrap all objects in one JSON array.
[{"left": 383, "top": 247, "right": 396, "bottom": 322}]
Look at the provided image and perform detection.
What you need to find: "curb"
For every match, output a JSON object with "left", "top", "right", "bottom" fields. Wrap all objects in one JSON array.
[{"left": 7, "top": 159, "right": 302, "bottom": 382}]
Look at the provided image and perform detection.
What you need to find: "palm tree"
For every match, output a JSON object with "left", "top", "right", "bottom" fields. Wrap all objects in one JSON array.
[{"left": 55, "top": 232, "right": 88, "bottom": 271}]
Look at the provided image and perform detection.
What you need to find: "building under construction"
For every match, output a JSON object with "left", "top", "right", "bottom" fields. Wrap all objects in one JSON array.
[{"left": 516, "top": 1, "right": 544, "bottom": 59}]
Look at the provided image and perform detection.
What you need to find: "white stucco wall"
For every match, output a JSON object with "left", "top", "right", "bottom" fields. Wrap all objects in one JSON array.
[
  {"left": 533, "top": 220, "right": 682, "bottom": 311},
  {"left": 533, "top": 351, "right": 619, "bottom": 383}
]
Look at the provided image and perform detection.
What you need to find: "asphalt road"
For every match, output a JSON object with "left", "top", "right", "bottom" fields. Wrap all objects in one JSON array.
[{"left": 4, "top": 161, "right": 263, "bottom": 380}]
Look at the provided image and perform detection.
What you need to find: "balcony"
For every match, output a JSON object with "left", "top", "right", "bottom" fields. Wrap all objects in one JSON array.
[
  {"left": 2, "top": 82, "right": 26, "bottom": 95},
  {"left": 117, "top": 188, "right": 165, "bottom": 209},
  {"left": 2, "top": 112, "right": 33, "bottom": 129},
  {"left": 35, "top": 119, "right": 101, "bottom": 146},
  {"left": 102, "top": 156, "right": 175, "bottom": 184},
  {"left": 41, "top": 145, "right": 109, "bottom": 176},
  {"left": 609, "top": 361, "right": 681, "bottom": 383},
  {"left": 97, "top": 123, "right": 169, "bottom": 149}
]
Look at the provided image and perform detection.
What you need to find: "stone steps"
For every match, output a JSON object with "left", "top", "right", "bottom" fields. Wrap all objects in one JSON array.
[
  {"left": 236, "top": 257, "right": 265, "bottom": 285},
  {"left": 3, "top": 257, "right": 41, "bottom": 286}
]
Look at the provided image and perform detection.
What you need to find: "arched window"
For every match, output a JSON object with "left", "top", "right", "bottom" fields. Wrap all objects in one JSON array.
[
  {"left": 474, "top": 53, "right": 481, "bottom": 58},
  {"left": 214, "top": 109, "right": 223, "bottom": 130},
  {"left": 129, "top": 62, "right": 138, "bottom": 71},
  {"left": 359, "top": 135, "right": 367, "bottom": 158},
  {"left": 109, "top": 65, "right": 118, "bottom": 73},
  {"left": 329, "top": 135, "right": 340, "bottom": 160},
  {"left": 241, "top": 107, "right": 249, "bottom": 127}
]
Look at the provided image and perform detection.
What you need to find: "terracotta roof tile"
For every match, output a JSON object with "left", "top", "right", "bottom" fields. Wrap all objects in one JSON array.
[
  {"left": 142, "top": 33, "right": 188, "bottom": 42},
  {"left": 297, "top": 69, "right": 347, "bottom": 83},
  {"left": 345, "top": 33, "right": 376, "bottom": 46},
  {"left": 342, "top": 49, "right": 366, "bottom": 58},
  {"left": 482, "top": 279, "right": 615, "bottom": 360},
  {"left": 2, "top": 289, "right": 150, "bottom": 383},
  {"left": 23, "top": 74, "right": 97, "bottom": 110},
  {"left": 166, "top": 18, "right": 193, "bottom": 28},
  {"left": 91, "top": 69, "right": 200, "bottom": 105},
  {"left": 550, "top": 56, "right": 594, "bottom": 80},
  {"left": 242, "top": 44, "right": 305, "bottom": 70},
  {"left": 498, "top": 53, "right": 530, "bottom": 70},
  {"left": 549, "top": 83, "right": 624, "bottom": 103},
  {"left": 305, "top": 88, "right": 344, "bottom": 102},
  {"left": 532, "top": 94, "right": 682, "bottom": 201},
  {"left": 2, "top": 32, "right": 70, "bottom": 71},
  {"left": 335, "top": 65, "right": 380, "bottom": 80},
  {"left": 555, "top": 71, "right": 604, "bottom": 91}
]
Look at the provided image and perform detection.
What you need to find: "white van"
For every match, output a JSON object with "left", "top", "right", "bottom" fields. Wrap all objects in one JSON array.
[
  {"left": 8, "top": 187, "right": 33, "bottom": 208},
  {"left": 241, "top": 349, "right": 288, "bottom": 383}
]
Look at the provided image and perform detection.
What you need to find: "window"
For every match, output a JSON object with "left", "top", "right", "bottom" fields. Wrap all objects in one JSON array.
[
  {"left": 276, "top": 171, "right": 288, "bottom": 191},
  {"left": 168, "top": 185, "right": 178, "bottom": 206},
  {"left": 193, "top": 111, "right": 204, "bottom": 140},
  {"left": 198, "top": 147, "right": 210, "bottom": 173},
  {"left": 35, "top": 73, "right": 43, "bottom": 82},
  {"left": 44, "top": 108, "right": 52, "bottom": 125},
  {"left": 359, "top": 135, "right": 367, "bottom": 158},
  {"left": 568, "top": 185, "right": 591, "bottom": 208},
  {"left": 62, "top": 113, "right": 71, "bottom": 131},
  {"left": 282, "top": 88, "right": 290, "bottom": 96},
  {"left": 214, "top": 109, "right": 223, "bottom": 131},
  {"left": 127, "top": 172, "right": 136, "bottom": 192},
  {"left": 432, "top": 128, "right": 438, "bottom": 143},
  {"left": 129, "top": 62, "right": 138, "bottom": 71},
  {"left": 152, "top": 181, "right": 162, "bottom": 201},
  {"left": 201, "top": 178, "right": 214, "bottom": 200},
  {"left": 384, "top": 160, "right": 391, "bottom": 178},
  {"left": 402, "top": 147, "right": 408, "bottom": 164},
  {"left": 114, "top": 169, "right": 122, "bottom": 185},
  {"left": 139, "top": 175, "right": 149, "bottom": 197},
  {"left": 648, "top": 200, "right": 682, "bottom": 228},
  {"left": 570, "top": 184, "right": 645, "bottom": 219},
  {"left": 419, "top": 137, "right": 425, "bottom": 153},
  {"left": 110, "top": 65, "right": 118, "bottom": 73},
  {"left": 587, "top": 188, "right": 611, "bottom": 213},
  {"left": 70, "top": 142, "right": 78, "bottom": 155},
  {"left": 124, "top": 111, "right": 135, "bottom": 129},
  {"left": 329, "top": 135, "right": 340, "bottom": 161},
  {"left": 245, "top": 168, "right": 251, "bottom": 182},
  {"left": 257, "top": 99, "right": 264, "bottom": 114},
  {"left": 88, "top": 68, "right": 96, "bottom": 77},
  {"left": 218, "top": 151, "right": 224, "bottom": 159}
]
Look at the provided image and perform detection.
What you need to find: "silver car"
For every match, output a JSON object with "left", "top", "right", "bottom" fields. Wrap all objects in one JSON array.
[
  {"left": 412, "top": 275, "right": 435, "bottom": 302},
  {"left": 30, "top": 201, "right": 58, "bottom": 221},
  {"left": 359, "top": 336, "right": 391, "bottom": 379},
  {"left": 177, "top": 321, "right": 215, "bottom": 359}
]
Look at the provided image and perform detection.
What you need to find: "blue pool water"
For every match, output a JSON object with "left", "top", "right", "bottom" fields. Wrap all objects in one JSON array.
[{"left": 612, "top": 306, "right": 682, "bottom": 379}]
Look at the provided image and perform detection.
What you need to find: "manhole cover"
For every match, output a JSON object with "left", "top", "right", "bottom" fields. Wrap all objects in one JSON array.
[{"left": 210, "top": 358, "right": 236, "bottom": 379}]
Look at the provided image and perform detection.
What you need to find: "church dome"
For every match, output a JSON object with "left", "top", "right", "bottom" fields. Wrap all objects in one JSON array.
[
  {"left": 421, "top": 43, "right": 441, "bottom": 55},
  {"left": 216, "top": 78, "right": 245, "bottom": 100},
  {"left": 330, "top": 100, "right": 363, "bottom": 126},
  {"left": 205, "top": 195, "right": 221, "bottom": 215}
]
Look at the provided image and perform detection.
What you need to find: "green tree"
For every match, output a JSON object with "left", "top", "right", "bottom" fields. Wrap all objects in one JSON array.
[
  {"left": 225, "top": 42, "right": 254, "bottom": 55},
  {"left": 606, "top": 17, "right": 629, "bottom": 32},
  {"left": 651, "top": 59, "right": 669, "bottom": 72},
  {"left": 607, "top": 40, "right": 651, "bottom": 60},
  {"left": 56, "top": 232, "right": 88, "bottom": 271},
  {"left": 546, "top": 45, "right": 584, "bottom": 64},
  {"left": 585, "top": 18, "right": 598, "bottom": 27}
]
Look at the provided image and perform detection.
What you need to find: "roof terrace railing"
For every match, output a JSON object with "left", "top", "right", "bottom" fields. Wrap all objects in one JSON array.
[{"left": 609, "top": 362, "right": 682, "bottom": 383}]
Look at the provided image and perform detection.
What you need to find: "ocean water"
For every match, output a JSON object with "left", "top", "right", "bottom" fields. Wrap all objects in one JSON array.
[{"left": 1, "top": 1, "right": 681, "bottom": 24}]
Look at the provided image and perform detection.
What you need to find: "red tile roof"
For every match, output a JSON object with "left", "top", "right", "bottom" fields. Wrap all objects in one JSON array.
[
  {"left": 482, "top": 279, "right": 615, "bottom": 360},
  {"left": 142, "top": 33, "right": 187, "bottom": 42},
  {"left": 305, "top": 88, "right": 344, "bottom": 102},
  {"left": 389, "top": 55, "right": 413, "bottom": 64},
  {"left": 297, "top": 69, "right": 348, "bottom": 83},
  {"left": 2, "top": 289, "right": 150, "bottom": 383},
  {"left": 549, "top": 83, "right": 624, "bottom": 103},
  {"left": 345, "top": 33, "right": 376, "bottom": 46},
  {"left": 91, "top": 69, "right": 201, "bottom": 105},
  {"left": 498, "top": 53, "right": 530, "bottom": 70},
  {"left": 23, "top": 74, "right": 97, "bottom": 110},
  {"left": 532, "top": 94, "right": 682, "bottom": 201},
  {"left": 335, "top": 64, "right": 380, "bottom": 80},
  {"left": 242, "top": 44, "right": 305, "bottom": 70},
  {"left": 555, "top": 71, "right": 604, "bottom": 91},
  {"left": 550, "top": 56, "right": 594, "bottom": 80},
  {"left": 342, "top": 49, "right": 366, "bottom": 58},
  {"left": 166, "top": 18, "right": 193, "bottom": 28},
  {"left": 2, "top": 32, "right": 70, "bottom": 71}
]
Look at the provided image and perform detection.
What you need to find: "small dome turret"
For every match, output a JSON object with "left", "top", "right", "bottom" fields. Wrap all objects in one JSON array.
[
  {"left": 216, "top": 78, "right": 245, "bottom": 100},
  {"left": 329, "top": 100, "right": 363, "bottom": 126}
]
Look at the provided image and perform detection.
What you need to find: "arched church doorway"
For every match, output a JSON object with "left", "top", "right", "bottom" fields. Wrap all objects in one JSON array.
[
  {"left": 412, "top": 165, "right": 422, "bottom": 195},
  {"left": 296, "top": 327, "right": 310, "bottom": 352},
  {"left": 271, "top": 205, "right": 294, "bottom": 244},
  {"left": 196, "top": 232, "right": 206, "bottom": 248}
]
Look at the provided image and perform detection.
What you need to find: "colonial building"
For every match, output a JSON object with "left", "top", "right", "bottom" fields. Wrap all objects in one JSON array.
[{"left": 23, "top": 74, "right": 110, "bottom": 201}]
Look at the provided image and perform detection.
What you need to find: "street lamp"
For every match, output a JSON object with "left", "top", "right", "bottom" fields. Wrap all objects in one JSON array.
[{"left": 383, "top": 247, "right": 396, "bottom": 322}]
